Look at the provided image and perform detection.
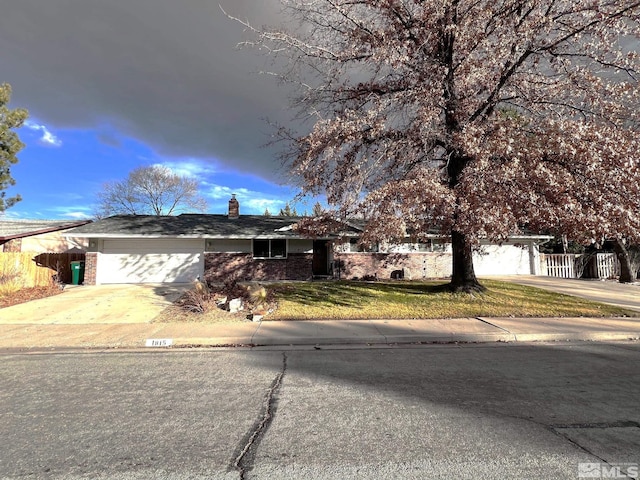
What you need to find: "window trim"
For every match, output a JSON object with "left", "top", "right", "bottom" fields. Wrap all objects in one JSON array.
[{"left": 252, "top": 239, "right": 288, "bottom": 259}]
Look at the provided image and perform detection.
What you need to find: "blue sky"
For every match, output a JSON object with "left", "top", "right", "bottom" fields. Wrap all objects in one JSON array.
[
  {"left": 0, "top": 0, "right": 315, "bottom": 220},
  {"left": 8, "top": 120, "right": 301, "bottom": 219}
]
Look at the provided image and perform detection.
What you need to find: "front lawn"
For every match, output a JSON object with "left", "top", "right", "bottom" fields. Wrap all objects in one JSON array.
[{"left": 266, "top": 279, "right": 637, "bottom": 320}]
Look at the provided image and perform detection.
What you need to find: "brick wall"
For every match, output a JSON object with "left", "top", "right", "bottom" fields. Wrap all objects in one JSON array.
[
  {"left": 84, "top": 252, "right": 98, "bottom": 285},
  {"left": 334, "top": 252, "right": 452, "bottom": 280},
  {"left": 204, "top": 253, "right": 313, "bottom": 282}
]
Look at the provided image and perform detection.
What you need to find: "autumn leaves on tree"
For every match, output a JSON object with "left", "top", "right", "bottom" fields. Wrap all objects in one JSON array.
[{"left": 232, "top": 0, "right": 640, "bottom": 290}]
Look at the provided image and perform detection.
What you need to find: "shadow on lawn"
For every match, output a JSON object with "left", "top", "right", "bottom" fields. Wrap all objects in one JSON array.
[
  {"left": 271, "top": 280, "right": 452, "bottom": 308},
  {"left": 266, "top": 279, "right": 639, "bottom": 319}
]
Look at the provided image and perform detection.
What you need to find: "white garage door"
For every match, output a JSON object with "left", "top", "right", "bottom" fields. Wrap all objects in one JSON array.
[
  {"left": 98, "top": 239, "right": 204, "bottom": 284},
  {"left": 473, "top": 243, "right": 533, "bottom": 276}
]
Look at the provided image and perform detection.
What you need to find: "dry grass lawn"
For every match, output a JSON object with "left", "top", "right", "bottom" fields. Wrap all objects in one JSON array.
[{"left": 155, "top": 279, "right": 638, "bottom": 322}]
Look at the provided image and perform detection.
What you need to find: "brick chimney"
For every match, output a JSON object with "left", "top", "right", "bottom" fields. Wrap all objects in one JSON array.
[{"left": 228, "top": 194, "right": 239, "bottom": 218}]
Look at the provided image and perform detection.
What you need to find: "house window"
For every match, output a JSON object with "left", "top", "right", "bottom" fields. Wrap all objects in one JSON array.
[
  {"left": 416, "top": 240, "right": 432, "bottom": 252},
  {"left": 348, "top": 238, "right": 379, "bottom": 252},
  {"left": 432, "top": 240, "right": 446, "bottom": 252},
  {"left": 253, "top": 239, "right": 287, "bottom": 259},
  {"left": 413, "top": 240, "right": 446, "bottom": 252}
]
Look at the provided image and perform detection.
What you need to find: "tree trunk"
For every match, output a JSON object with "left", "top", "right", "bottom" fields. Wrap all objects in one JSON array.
[
  {"left": 613, "top": 239, "right": 636, "bottom": 283},
  {"left": 449, "top": 230, "right": 486, "bottom": 292}
]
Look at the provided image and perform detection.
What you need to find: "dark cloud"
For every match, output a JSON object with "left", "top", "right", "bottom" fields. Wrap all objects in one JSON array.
[{"left": 0, "top": 0, "right": 293, "bottom": 180}]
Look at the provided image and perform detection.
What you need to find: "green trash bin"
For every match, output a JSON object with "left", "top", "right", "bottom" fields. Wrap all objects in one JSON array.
[{"left": 70, "top": 261, "right": 85, "bottom": 285}]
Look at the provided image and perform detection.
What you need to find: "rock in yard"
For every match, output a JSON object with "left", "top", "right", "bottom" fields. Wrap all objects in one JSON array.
[
  {"left": 228, "top": 298, "right": 244, "bottom": 313},
  {"left": 215, "top": 296, "right": 228, "bottom": 306}
]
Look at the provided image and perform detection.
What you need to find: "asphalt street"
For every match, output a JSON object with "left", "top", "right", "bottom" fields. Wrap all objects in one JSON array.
[{"left": 1, "top": 343, "right": 639, "bottom": 479}]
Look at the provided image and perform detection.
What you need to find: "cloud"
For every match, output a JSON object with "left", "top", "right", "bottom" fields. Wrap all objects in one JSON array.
[
  {"left": 155, "top": 159, "right": 217, "bottom": 180},
  {"left": 0, "top": 207, "right": 91, "bottom": 220},
  {"left": 0, "top": 210, "right": 21, "bottom": 219},
  {"left": 96, "top": 131, "right": 122, "bottom": 148},
  {"left": 44, "top": 193, "right": 86, "bottom": 202},
  {"left": 203, "top": 183, "right": 286, "bottom": 214},
  {"left": 0, "top": 0, "right": 292, "bottom": 180},
  {"left": 244, "top": 197, "right": 286, "bottom": 214},
  {"left": 64, "top": 212, "right": 92, "bottom": 220},
  {"left": 204, "top": 184, "right": 241, "bottom": 200},
  {"left": 45, "top": 205, "right": 94, "bottom": 219},
  {"left": 24, "top": 120, "right": 62, "bottom": 147}
]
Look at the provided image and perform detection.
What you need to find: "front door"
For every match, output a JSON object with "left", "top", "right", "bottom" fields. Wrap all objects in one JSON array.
[{"left": 312, "top": 240, "right": 330, "bottom": 276}]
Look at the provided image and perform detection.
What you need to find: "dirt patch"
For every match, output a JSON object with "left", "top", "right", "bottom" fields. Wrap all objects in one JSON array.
[
  {"left": 151, "top": 281, "right": 277, "bottom": 324},
  {"left": 0, "top": 285, "right": 63, "bottom": 309},
  {"left": 152, "top": 303, "right": 249, "bottom": 324}
]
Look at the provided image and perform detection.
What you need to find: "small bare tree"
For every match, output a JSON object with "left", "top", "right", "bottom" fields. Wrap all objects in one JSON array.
[{"left": 96, "top": 165, "right": 208, "bottom": 217}]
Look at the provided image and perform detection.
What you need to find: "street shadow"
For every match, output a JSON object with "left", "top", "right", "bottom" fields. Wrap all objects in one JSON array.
[{"left": 236, "top": 315, "right": 640, "bottom": 469}]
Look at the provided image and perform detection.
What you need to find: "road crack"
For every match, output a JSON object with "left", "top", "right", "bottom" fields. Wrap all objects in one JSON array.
[{"left": 231, "top": 352, "right": 287, "bottom": 480}]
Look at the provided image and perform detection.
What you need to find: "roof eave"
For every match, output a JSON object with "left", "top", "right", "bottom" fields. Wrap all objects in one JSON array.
[
  {"left": 1, "top": 221, "right": 92, "bottom": 241},
  {"left": 62, "top": 233, "right": 324, "bottom": 240}
]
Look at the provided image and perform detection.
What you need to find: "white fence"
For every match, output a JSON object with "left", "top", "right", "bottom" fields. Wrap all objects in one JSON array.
[
  {"left": 541, "top": 253, "right": 620, "bottom": 279},
  {"left": 542, "top": 254, "right": 576, "bottom": 278},
  {"left": 595, "top": 253, "right": 620, "bottom": 279}
]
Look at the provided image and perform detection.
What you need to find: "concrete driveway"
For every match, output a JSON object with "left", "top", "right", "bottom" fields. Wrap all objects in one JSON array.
[
  {"left": 492, "top": 276, "right": 640, "bottom": 312},
  {"left": 0, "top": 284, "right": 189, "bottom": 325}
]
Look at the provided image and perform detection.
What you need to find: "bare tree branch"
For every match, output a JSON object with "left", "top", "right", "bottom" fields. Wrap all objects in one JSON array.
[{"left": 95, "top": 165, "right": 208, "bottom": 217}]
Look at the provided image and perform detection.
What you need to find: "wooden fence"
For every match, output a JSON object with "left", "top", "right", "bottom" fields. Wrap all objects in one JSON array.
[
  {"left": 541, "top": 253, "right": 620, "bottom": 279},
  {"left": 0, "top": 252, "right": 86, "bottom": 287}
]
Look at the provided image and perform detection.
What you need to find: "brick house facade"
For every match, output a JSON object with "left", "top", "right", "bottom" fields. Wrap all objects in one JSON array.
[
  {"left": 334, "top": 251, "right": 453, "bottom": 280},
  {"left": 204, "top": 252, "right": 313, "bottom": 282}
]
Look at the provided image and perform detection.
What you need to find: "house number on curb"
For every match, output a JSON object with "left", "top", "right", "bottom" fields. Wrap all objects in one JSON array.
[{"left": 145, "top": 338, "right": 173, "bottom": 347}]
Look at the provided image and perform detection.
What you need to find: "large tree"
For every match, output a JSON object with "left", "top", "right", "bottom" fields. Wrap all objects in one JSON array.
[
  {"left": 96, "top": 165, "right": 208, "bottom": 217},
  {"left": 232, "top": 0, "right": 640, "bottom": 291},
  {"left": 0, "top": 83, "right": 28, "bottom": 212}
]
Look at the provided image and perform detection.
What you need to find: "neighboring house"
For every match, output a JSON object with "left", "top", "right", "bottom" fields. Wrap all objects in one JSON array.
[
  {"left": 0, "top": 219, "right": 91, "bottom": 253},
  {"left": 65, "top": 196, "right": 551, "bottom": 285}
]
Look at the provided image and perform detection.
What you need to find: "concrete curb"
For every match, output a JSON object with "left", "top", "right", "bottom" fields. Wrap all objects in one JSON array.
[
  {"left": 509, "top": 332, "right": 640, "bottom": 343},
  {"left": 0, "top": 317, "right": 639, "bottom": 350},
  {"left": 170, "top": 332, "right": 636, "bottom": 348}
]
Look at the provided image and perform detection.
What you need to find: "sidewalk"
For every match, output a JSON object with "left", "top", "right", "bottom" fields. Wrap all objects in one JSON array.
[
  {"left": 2, "top": 279, "right": 639, "bottom": 350},
  {"left": 1, "top": 316, "right": 639, "bottom": 350}
]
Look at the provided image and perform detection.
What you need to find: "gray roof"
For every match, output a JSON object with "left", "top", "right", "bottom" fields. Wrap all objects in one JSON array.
[
  {"left": 65, "top": 214, "right": 361, "bottom": 239},
  {"left": 0, "top": 219, "right": 91, "bottom": 240},
  {"left": 64, "top": 214, "right": 551, "bottom": 241}
]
